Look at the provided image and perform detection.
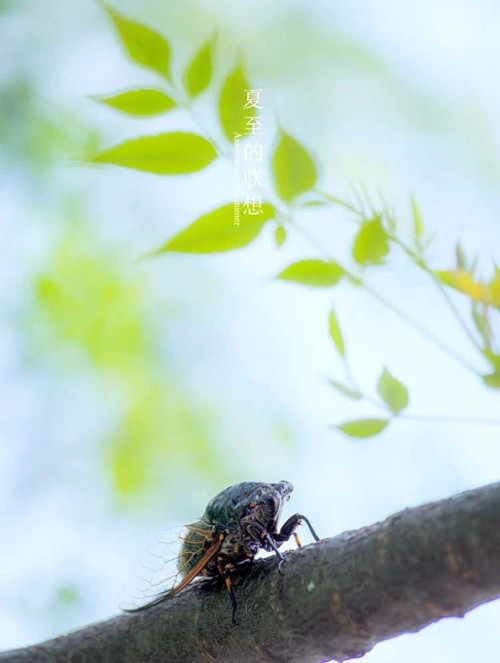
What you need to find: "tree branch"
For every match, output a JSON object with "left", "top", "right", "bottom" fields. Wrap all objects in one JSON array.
[{"left": 3, "top": 481, "right": 500, "bottom": 663}]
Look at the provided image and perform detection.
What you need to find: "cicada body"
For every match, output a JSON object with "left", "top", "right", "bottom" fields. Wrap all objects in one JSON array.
[{"left": 124, "top": 480, "right": 319, "bottom": 623}]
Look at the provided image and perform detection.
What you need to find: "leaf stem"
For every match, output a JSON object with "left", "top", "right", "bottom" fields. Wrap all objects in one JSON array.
[
  {"left": 361, "top": 282, "right": 481, "bottom": 375},
  {"left": 429, "top": 270, "right": 484, "bottom": 352},
  {"left": 313, "top": 189, "right": 360, "bottom": 216},
  {"left": 161, "top": 80, "right": 229, "bottom": 158},
  {"left": 398, "top": 413, "right": 500, "bottom": 426},
  {"left": 289, "top": 220, "right": 481, "bottom": 376},
  {"left": 387, "top": 232, "right": 484, "bottom": 356}
]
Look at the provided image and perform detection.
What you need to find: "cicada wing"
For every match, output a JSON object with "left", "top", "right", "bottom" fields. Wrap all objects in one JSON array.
[
  {"left": 124, "top": 535, "right": 224, "bottom": 612},
  {"left": 119, "top": 522, "right": 187, "bottom": 612},
  {"left": 119, "top": 520, "right": 216, "bottom": 612},
  {"left": 166, "top": 535, "right": 223, "bottom": 598}
]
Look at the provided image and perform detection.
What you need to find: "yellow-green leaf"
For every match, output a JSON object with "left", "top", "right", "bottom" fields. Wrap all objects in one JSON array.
[
  {"left": 455, "top": 243, "right": 467, "bottom": 270},
  {"left": 328, "top": 379, "right": 362, "bottom": 400},
  {"left": 92, "top": 89, "right": 176, "bottom": 116},
  {"left": 303, "top": 200, "right": 327, "bottom": 208},
  {"left": 155, "top": 202, "right": 275, "bottom": 254},
  {"left": 489, "top": 270, "right": 500, "bottom": 309},
  {"left": 272, "top": 132, "right": 317, "bottom": 203},
  {"left": 411, "top": 196, "right": 423, "bottom": 239},
  {"left": 337, "top": 418, "right": 389, "bottom": 438},
  {"left": 274, "top": 225, "right": 286, "bottom": 247},
  {"left": 103, "top": 4, "right": 171, "bottom": 78},
  {"left": 482, "top": 372, "right": 500, "bottom": 389},
  {"left": 90, "top": 132, "right": 217, "bottom": 174},
  {"left": 472, "top": 308, "right": 491, "bottom": 346},
  {"left": 184, "top": 39, "right": 213, "bottom": 98},
  {"left": 328, "top": 310, "right": 345, "bottom": 358},
  {"left": 377, "top": 367, "right": 409, "bottom": 414},
  {"left": 352, "top": 216, "right": 389, "bottom": 265},
  {"left": 276, "top": 260, "right": 344, "bottom": 287},
  {"left": 483, "top": 351, "right": 500, "bottom": 371},
  {"left": 436, "top": 269, "right": 489, "bottom": 305},
  {"left": 219, "top": 65, "right": 255, "bottom": 141}
]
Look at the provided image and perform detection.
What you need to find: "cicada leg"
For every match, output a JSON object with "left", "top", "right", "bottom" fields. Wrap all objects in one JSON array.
[
  {"left": 217, "top": 558, "right": 238, "bottom": 626},
  {"left": 275, "top": 513, "right": 320, "bottom": 545},
  {"left": 246, "top": 523, "right": 287, "bottom": 574},
  {"left": 272, "top": 514, "right": 320, "bottom": 573},
  {"left": 262, "top": 533, "right": 287, "bottom": 574}
]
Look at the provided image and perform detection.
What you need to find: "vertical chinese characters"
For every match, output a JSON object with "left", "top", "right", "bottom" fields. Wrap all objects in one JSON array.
[{"left": 234, "top": 89, "right": 265, "bottom": 225}]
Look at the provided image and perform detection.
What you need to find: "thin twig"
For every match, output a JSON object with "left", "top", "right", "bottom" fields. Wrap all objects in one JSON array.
[{"left": 289, "top": 220, "right": 481, "bottom": 376}]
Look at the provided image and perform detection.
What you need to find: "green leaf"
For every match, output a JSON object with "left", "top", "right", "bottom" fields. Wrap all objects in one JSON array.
[
  {"left": 472, "top": 307, "right": 491, "bottom": 346},
  {"left": 328, "top": 379, "right": 362, "bottom": 400},
  {"left": 276, "top": 259, "right": 344, "bottom": 287},
  {"left": 272, "top": 131, "right": 317, "bottom": 203},
  {"left": 455, "top": 242, "right": 467, "bottom": 270},
  {"left": 154, "top": 202, "right": 275, "bottom": 254},
  {"left": 218, "top": 65, "right": 255, "bottom": 141},
  {"left": 377, "top": 368, "right": 409, "bottom": 414},
  {"left": 92, "top": 89, "right": 176, "bottom": 116},
  {"left": 411, "top": 196, "right": 423, "bottom": 239},
  {"left": 337, "top": 418, "right": 389, "bottom": 438},
  {"left": 103, "top": 4, "right": 171, "bottom": 78},
  {"left": 184, "top": 38, "right": 213, "bottom": 98},
  {"left": 274, "top": 225, "right": 287, "bottom": 247},
  {"left": 482, "top": 372, "right": 500, "bottom": 389},
  {"left": 436, "top": 269, "right": 489, "bottom": 305},
  {"left": 302, "top": 200, "right": 327, "bottom": 208},
  {"left": 483, "top": 350, "right": 500, "bottom": 372},
  {"left": 90, "top": 132, "right": 217, "bottom": 174},
  {"left": 352, "top": 216, "right": 389, "bottom": 265},
  {"left": 489, "top": 270, "right": 500, "bottom": 309},
  {"left": 328, "top": 310, "right": 345, "bottom": 359}
]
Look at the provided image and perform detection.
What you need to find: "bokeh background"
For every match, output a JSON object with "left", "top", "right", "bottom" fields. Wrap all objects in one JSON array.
[{"left": 1, "top": 1, "right": 500, "bottom": 660}]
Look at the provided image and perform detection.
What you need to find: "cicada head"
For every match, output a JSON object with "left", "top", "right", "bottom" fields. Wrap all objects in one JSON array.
[
  {"left": 273, "top": 480, "right": 294, "bottom": 500},
  {"left": 203, "top": 481, "right": 295, "bottom": 560},
  {"left": 237, "top": 481, "right": 293, "bottom": 534}
]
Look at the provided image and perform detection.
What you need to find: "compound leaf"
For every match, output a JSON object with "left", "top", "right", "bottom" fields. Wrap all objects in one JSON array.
[
  {"left": 276, "top": 260, "right": 344, "bottom": 287},
  {"left": 219, "top": 65, "right": 255, "bottom": 141},
  {"left": 184, "top": 38, "right": 213, "bottom": 97},
  {"left": 411, "top": 196, "right": 423, "bottom": 239},
  {"left": 482, "top": 372, "right": 500, "bottom": 389},
  {"left": 90, "top": 132, "right": 216, "bottom": 174},
  {"left": 377, "top": 367, "right": 409, "bottom": 414},
  {"left": 92, "top": 89, "right": 176, "bottom": 116},
  {"left": 154, "top": 202, "right": 275, "bottom": 254},
  {"left": 353, "top": 216, "right": 389, "bottom": 265},
  {"left": 436, "top": 269, "right": 490, "bottom": 305},
  {"left": 337, "top": 418, "right": 389, "bottom": 438},
  {"left": 272, "top": 131, "right": 317, "bottom": 203},
  {"left": 274, "top": 225, "right": 287, "bottom": 247},
  {"left": 328, "top": 310, "right": 345, "bottom": 358},
  {"left": 103, "top": 4, "right": 171, "bottom": 78},
  {"left": 328, "top": 379, "right": 362, "bottom": 400}
]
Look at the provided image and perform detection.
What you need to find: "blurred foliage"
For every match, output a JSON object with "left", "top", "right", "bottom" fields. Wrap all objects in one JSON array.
[
  {"left": 272, "top": 131, "right": 317, "bottom": 203},
  {"left": 89, "top": 4, "right": 500, "bottom": 442},
  {"left": 0, "top": 79, "right": 100, "bottom": 178},
  {"left": 33, "top": 227, "right": 226, "bottom": 498}
]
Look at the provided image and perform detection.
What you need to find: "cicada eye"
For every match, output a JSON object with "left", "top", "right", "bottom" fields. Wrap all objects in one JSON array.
[{"left": 242, "top": 500, "right": 258, "bottom": 516}]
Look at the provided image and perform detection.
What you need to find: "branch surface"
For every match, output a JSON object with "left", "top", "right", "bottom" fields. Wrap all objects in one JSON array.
[{"left": 3, "top": 481, "right": 500, "bottom": 663}]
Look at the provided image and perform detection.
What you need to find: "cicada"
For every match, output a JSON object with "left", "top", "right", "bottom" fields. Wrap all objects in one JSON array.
[{"left": 124, "top": 480, "right": 319, "bottom": 624}]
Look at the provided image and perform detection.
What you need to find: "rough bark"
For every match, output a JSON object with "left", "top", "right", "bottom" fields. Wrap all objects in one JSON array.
[{"left": 2, "top": 481, "right": 500, "bottom": 663}]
